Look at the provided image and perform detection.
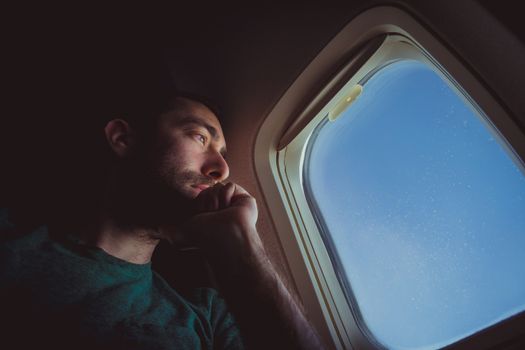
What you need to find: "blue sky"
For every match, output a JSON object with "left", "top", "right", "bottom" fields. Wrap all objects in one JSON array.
[{"left": 306, "top": 60, "right": 525, "bottom": 349}]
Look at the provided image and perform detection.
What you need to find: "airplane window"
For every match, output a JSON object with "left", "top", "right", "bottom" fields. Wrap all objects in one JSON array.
[{"left": 304, "top": 59, "right": 525, "bottom": 349}]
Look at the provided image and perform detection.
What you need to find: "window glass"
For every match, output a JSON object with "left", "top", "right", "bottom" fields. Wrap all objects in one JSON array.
[{"left": 304, "top": 60, "right": 525, "bottom": 349}]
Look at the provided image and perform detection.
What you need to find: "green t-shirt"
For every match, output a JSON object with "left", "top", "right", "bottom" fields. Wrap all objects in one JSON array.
[{"left": 0, "top": 217, "right": 244, "bottom": 349}]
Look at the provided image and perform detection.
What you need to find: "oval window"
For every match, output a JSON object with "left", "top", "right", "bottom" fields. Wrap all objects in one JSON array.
[{"left": 304, "top": 59, "right": 525, "bottom": 349}]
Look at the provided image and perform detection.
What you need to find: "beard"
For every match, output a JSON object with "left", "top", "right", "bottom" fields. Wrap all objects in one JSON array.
[
  {"left": 157, "top": 164, "right": 214, "bottom": 201},
  {"left": 107, "top": 153, "right": 211, "bottom": 232}
]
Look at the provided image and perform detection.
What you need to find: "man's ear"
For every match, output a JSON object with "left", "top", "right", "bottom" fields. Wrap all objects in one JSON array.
[{"left": 104, "top": 119, "right": 136, "bottom": 157}]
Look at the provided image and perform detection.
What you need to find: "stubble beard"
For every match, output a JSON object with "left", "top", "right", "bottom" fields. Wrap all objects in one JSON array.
[
  {"left": 161, "top": 167, "right": 212, "bottom": 200},
  {"left": 151, "top": 160, "right": 214, "bottom": 224},
  {"left": 108, "top": 160, "right": 198, "bottom": 230}
]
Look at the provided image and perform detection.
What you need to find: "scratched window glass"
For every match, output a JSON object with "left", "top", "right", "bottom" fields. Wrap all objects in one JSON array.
[{"left": 304, "top": 60, "right": 525, "bottom": 349}]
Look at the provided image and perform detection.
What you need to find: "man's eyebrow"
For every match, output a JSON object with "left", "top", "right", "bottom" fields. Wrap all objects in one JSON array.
[
  {"left": 176, "top": 115, "right": 218, "bottom": 137},
  {"left": 176, "top": 115, "right": 227, "bottom": 156}
]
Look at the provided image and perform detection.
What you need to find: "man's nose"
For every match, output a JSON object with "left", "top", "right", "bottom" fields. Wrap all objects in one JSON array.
[{"left": 202, "top": 151, "right": 229, "bottom": 182}]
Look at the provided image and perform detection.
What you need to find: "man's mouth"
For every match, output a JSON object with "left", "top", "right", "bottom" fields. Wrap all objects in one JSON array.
[{"left": 192, "top": 184, "right": 211, "bottom": 192}]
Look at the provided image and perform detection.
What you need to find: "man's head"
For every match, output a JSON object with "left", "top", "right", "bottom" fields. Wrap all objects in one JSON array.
[
  {"left": 102, "top": 94, "right": 229, "bottom": 228},
  {"left": 149, "top": 96, "right": 229, "bottom": 198}
]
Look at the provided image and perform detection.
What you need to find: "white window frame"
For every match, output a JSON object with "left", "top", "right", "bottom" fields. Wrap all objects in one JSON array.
[{"left": 254, "top": 6, "right": 525, "bottom": 350}]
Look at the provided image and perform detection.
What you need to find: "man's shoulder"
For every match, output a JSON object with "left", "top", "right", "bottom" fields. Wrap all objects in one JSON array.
[
  {"left": 1, "top": 224, "right": 49, "bottom": 253},
  {"left": 0, "top": 208, "right": 50, "bottom": 246},
  {"left": 0, "top": 224, "right": 50, "bottom": 281}
]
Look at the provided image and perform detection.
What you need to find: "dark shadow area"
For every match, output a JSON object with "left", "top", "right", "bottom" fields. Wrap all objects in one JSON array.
[{"left": 1, "top": 22, "right": 215, "bottom": 290}]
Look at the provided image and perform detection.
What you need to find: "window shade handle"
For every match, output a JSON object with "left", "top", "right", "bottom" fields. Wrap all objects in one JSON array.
[{"left": 277, "top": 34, "right": 386, "bottom": 151}]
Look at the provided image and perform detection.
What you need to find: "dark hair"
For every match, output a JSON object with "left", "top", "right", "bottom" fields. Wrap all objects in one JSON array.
[
  {"left": 170, "top": 92, "right": 222, "bottom": 124},
  {"left": 94, "top": 62, "right": 222, "bottom": 136}
]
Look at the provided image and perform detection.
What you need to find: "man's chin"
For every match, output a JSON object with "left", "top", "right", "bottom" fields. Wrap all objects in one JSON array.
[{"left": 154, "top": 190, "right": 198, "bottom": 223}]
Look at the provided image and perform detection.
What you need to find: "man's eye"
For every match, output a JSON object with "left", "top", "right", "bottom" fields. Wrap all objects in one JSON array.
[{"left": 195, "top": 134, "right": 207, "bottom": 145}]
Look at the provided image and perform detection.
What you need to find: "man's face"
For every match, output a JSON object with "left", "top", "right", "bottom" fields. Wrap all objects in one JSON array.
[{"left": 147, "top": 97, "right": 229, "bottom": 203}]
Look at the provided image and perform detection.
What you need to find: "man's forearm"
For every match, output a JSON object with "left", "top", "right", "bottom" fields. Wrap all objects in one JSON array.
[
  {"left": 247, "top": 258, "right": 325, "bottom": 350},
  {"left": 183, "top": 183, "right": 325, "bottom": 349},
  {"left": 213, "top": 229, "right": 325, "bottom": 350}
]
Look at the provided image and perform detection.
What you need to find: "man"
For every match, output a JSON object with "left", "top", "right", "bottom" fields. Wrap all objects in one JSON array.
[{"left": 0, "top": 69, "right": 325, "bottom": 349}]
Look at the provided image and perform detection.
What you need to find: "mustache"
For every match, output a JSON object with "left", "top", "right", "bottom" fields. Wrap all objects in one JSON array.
[{"left": 178, "top": 171, "right": 215, "bottom": 186}]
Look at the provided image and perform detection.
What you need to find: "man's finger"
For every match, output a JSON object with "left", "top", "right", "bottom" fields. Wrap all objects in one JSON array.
[
  {"left": 230, "top": 183, "right": 255, "bottom": 206},
  {"left": 196, "top": 185, "right": 218, "bottom": 212},
  {"left": 207, "top": 184, "right": 223, "bottom": 211},
  {"left": 219, "top": 182, "right": 235, "bottom": 209},
  {"left": 231, "top": 183, "right": 251, "bottom": 197}
]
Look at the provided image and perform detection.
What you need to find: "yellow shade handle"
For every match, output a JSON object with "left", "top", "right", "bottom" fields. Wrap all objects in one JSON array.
[{"left": 328, "top": 84, "right": 363, "bottom": 121}]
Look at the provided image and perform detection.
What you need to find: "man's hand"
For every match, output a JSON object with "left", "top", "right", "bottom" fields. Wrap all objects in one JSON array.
[
  {"left": 179, "top": 182, "right": 267, "bottom": 277},
  {"left": 195, "top": 182, "right": 258, "bottom": 232}
]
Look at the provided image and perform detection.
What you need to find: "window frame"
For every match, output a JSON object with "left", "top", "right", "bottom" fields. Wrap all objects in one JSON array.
[{"left": 254, "top": 6, "right": 525, "bottom": 350}]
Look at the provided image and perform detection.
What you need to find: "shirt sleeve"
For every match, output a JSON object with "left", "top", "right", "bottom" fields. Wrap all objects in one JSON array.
[{"left": 206, "top": 288, "right": 245, "bottom": 350}]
